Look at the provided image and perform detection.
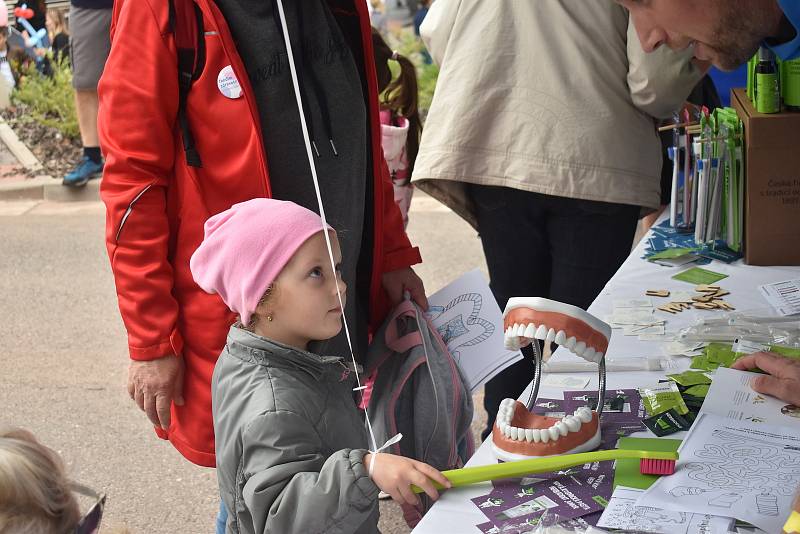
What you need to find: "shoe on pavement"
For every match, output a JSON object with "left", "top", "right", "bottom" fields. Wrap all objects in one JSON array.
[{"left": 63, "top": 156, "right": 104, "bottom": 187}]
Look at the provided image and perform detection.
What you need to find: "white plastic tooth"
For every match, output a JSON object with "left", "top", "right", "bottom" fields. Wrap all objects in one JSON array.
[
  {"left": 576, "top": 407, "right": 593, "bottom": 423},
  {"left": 554, "top": 421, "right": 569, "bottom": 437},
  {"left": 517, "top": 324, "right": 528, "bottom": 336},
  {"left": 505, "top": 326, "right": 513, "bottom": 336},
  {"left": 504, "top": 338, "right": 517, "bottom": 350},
  {"left": 563, "top": 416, "right": 582, "bottom": 433},
  {"left": 565, "top": 336, "right": 577, "bottom": 350},
  {"left": 539, "top": 428, "right": 551, "bottom": 443},
  {"left": 554, "top": 330, "right": 567, "bottom": 346},
  {"left": 512, "top": 427, "right": 522, "bottom": 440},
  {"left": 524, "top": 323, "right": 537, "bottom": 338},
  {"left": 511, "top": 323, "right": 520, "bottom": 336},
  {"left": 594, "top": 351, "right": 604, "bottom": 362},
  {"left": 525, "top": 428, "right": 535, "bottom": 443},
  {"left": 545, "top": 328, "right": 556, "bottom": 344},
  {"left": 573, "top": 341, "right": 587, "bottom": 355},
  {"left": 583, "top": 347, "right": 596, "bottom": 361},
  {"left": 548, "top": 426, "right": 560, "bottom": 441},
  {"left": 534, "top": 324, "right": 549, "bottom": 340},
  {"left": 503, "top": 425, "right": 513, "bottom": 438},
  {"left": 531, "top": 429, "right": 542, "bottom": 443}
]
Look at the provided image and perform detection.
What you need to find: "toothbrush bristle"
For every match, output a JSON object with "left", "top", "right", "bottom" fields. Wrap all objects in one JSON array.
[{"left": 640, "top": 458, "right": 676, "bottom": 476}]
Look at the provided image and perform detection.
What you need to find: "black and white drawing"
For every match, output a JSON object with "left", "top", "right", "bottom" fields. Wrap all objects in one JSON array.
[{"left": 428, "top": 292, "right": 494, "bottom": 362}]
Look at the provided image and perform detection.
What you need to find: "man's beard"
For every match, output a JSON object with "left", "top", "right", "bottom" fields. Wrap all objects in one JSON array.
[{"left": 711, "top": 1, "right": 770, "bottom": 71}]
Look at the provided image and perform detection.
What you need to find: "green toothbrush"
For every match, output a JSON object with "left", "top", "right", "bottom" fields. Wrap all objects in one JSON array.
[{"left": 412, "top": 449, "right": 678, "bottom": 493}]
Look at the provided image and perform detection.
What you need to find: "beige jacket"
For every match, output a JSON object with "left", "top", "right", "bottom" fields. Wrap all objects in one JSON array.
[{"left": 413, "top": 0, "right": 703, "bottom": 227}]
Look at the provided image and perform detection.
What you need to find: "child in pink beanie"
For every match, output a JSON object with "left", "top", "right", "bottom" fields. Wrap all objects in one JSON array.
[{"left": 190, "top": 198, "right": 448, "bottom": 534}]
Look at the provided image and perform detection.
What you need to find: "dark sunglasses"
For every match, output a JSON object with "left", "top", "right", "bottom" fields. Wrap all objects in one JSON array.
[{"left": 71, "top": 483, "right": 106, "bottom": 534}]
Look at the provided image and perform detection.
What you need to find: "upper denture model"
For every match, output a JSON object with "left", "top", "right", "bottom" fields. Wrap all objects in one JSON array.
[{"left": 492, "top": 297, "right": 612, "bottom": 461}]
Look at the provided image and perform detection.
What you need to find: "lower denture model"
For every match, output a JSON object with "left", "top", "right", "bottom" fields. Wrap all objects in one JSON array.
[{"left": 492, "top": 297, "right": 612, "bottom": 461}]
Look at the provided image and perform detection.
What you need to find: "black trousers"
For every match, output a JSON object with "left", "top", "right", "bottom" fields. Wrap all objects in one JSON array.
[{"left": 469, "top": 184, "right": 640, "bottom": 439}]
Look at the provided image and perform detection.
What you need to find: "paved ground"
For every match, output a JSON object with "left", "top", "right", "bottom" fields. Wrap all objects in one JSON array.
[{"left": 0, "top": 193, "right": 488, "bottom": 534}]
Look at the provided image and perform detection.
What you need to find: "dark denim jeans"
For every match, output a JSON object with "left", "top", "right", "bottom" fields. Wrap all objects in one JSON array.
[{"left": 468, "top": 184, "right": 640, "bottom": 439}]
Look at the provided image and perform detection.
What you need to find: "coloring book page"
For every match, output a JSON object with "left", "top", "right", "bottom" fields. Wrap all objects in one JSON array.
[
  {"left": 701, "top": 367, "right": 800, "bottom": 426},
  {"left": 597, "top": 486, "right": 733, "bottom": 534},
  {"left": 639, "top": 413, "right": 800, "bottom": 533},
  {"left": 426, "top": 270, "right": 522, "bottom": 391}
]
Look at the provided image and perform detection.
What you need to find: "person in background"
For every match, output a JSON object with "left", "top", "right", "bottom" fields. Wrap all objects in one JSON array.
[
  {"left": 98, "top": 2, "right": 425, "bottom": 530},
  {"left": 373, "top": 28, "right": 421, "bottom": 229},
  {"left": 46, "top": 8, "right": 69, "bottom": 64},
  {"left": 36, "top": 8, "right": 70, "bottom": 77},
  {"left": 413, "top": 0, "right": 432, "bottom": 64},
  {"left": 0, "top": 428, "right": 81, "bottom": 533},
  {"left": 614, "top": 0, "right": 800, "bottom": 456},
  {"left": 14, "top": 0, "right": 47, "bottom": 35},
  {"left": 414, "top": 0, "right": 703, "bottom": 439},
  {"left": 0, "top": 10, "right": 16, "bottom": 102},
  {"left": 617, "top": 0, "right": 799, "bottom": 67},
  {"left": 62, "top": 0, "right": 113, "bottom": 187},
  {"left": 413, "top": 0, "right": 430, "bottom": 37}
]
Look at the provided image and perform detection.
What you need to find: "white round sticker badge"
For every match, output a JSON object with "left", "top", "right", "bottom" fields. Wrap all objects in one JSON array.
[{"left": 217, "top": 65, "right": 242, "bottom": 99}]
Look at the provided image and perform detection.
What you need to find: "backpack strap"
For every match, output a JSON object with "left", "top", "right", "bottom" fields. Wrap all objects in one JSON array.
[{"left": 168, "top": 0, "right": 206, "bottom": 168}]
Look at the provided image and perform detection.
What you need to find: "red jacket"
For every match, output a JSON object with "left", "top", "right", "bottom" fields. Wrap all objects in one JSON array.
[{"left": 98, "top": 0, "right": 421, "bottom": 467}]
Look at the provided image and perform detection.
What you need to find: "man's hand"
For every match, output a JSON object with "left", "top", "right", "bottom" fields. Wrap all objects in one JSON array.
[
  {"left": 364, "top": 453, "right": 451, "bottom": 507},
  {"left": 382, "top": 267, "right": 428, "bottom": 311},
  {"left": 127, "top": 354, "right": 185, "bottom": 430},
  {"left": 732, "top": 352, "right": 800, "bottom": 407}
]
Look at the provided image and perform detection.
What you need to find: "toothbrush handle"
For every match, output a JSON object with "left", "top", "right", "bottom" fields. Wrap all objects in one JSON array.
[{"left": 412, "top": 450, "right": 678, "bottom": 493}]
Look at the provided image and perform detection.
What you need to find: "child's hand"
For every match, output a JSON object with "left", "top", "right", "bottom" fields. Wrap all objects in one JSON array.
[{"left": 364, "top": 453, "right": 451, "bottom": 507}]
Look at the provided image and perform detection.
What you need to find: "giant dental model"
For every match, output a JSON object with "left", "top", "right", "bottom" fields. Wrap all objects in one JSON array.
[{"left": 492, "top": 297, "right": 611, "bottom": 461}]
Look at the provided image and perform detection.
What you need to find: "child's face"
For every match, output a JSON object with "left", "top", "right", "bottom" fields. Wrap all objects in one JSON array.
[{"left": 254, "top": 231, "right": 345, "bottom": 349}]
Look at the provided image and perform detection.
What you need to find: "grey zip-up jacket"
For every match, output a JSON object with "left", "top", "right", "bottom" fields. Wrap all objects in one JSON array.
[{"left": 212, "top": 326, "right": 380, "bottom": 534}]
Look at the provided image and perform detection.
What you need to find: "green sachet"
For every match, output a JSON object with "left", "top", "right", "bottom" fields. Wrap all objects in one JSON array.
[
  {"left": 639, "top": 382, "right": 690, "bottom": 416},
  {"left": 770, "top": 345, "right": 800, "bottom": 359},
  {"left": 667, "top": 370, "right": 712, "bottom": 387},
  {"left": 684, "top": 384, "right": 711, "bottom": 398},
  {"left": 704, "top": 342, "right": 738, "bottom": 366},
  {"left": 690, "top": 354, "right": 718, "bottom": 371}
]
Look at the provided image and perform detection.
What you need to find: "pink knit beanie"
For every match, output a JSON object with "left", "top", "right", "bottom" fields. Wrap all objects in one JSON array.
[{"left": 190, "top": 198, "right": 334, "bottom": 326}]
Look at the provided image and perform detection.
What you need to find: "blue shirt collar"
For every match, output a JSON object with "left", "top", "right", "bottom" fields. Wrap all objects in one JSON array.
[{"left": 769, "top": 0, "right": 800, "bottom": 60}]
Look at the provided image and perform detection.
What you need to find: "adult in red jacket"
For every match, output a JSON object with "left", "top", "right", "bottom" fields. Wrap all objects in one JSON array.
[{"left": 98, "top": 0, "right": 426, "bottom": 468}]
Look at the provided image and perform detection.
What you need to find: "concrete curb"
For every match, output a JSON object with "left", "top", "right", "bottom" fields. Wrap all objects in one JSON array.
[
  {"left": 0, "top": 117, "right": 101, "bottom": 202},
  {"left": 0, "top": 176, "right": 100, "bottom": 201}
]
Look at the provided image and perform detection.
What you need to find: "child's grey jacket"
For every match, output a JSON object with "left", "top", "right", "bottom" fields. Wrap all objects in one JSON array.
[{"left": 212, "top": 326, "right": 380, "bottom": 534}]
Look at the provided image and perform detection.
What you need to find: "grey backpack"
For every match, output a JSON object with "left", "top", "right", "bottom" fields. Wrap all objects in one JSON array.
[{"left": 363, "top": 297, "right": 475, "bottom": 525}]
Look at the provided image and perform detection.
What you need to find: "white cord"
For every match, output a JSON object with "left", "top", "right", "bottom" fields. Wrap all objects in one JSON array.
[{"left": 274, "top": 0, "right": 387, "bottom": 456}]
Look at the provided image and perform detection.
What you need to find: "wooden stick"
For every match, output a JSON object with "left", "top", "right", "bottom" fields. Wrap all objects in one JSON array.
[{"left": 658, "top": 121, "right": 699, "bottom": 132}]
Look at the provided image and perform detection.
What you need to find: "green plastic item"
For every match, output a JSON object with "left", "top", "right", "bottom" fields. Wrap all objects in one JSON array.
[
  {"left": 667, "top": 370, "right": 712, "bottom": 387},
  {"left": 684, "top": 384, "right": 711, "bottom": 398},
  {"left": 647, "top": 248, "right": 698, "bottom": 261},
  {"left": 613, "top": 437, "right": 682, "bottom": 490},
  {"left": 411, "top": 449, "right": 679, "bottom": 493},
  {"left": 770, "top": 345, "right": 800, "bottom": 359},
  {"left": 640, "top": 382, "right": 690, "bottom": 416},
  {"left": 785, "top": 58, "right": 800, "bottom": 111},
  {"left": 690, "top": 354, "right": 718, "bottom": 371},
  {"left": 671, "top": 267, "right": 728, "bottom": 285}
]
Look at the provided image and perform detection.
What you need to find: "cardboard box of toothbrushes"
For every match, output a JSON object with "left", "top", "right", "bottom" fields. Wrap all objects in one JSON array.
[{"left": 731, "top": 88, "right": 800, "bottom": 266}]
